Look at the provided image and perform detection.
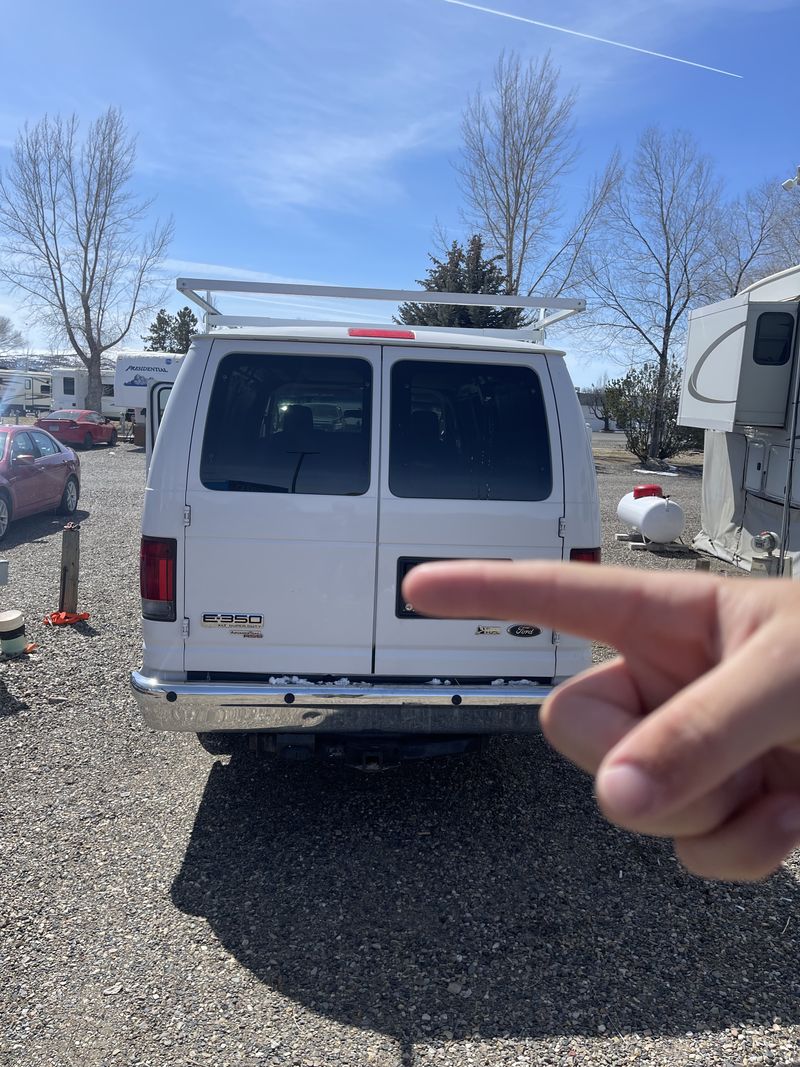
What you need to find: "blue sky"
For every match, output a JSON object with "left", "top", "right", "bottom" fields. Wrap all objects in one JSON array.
[{"left": 1, "top": 0, "right": 798, "bottom": 385}]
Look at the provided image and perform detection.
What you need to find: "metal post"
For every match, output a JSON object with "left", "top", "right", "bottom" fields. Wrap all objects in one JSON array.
[{"left": 58, "top": 523, "right": 80, "bottom": 614}]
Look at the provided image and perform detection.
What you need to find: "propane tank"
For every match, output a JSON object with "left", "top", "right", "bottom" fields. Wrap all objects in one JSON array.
[{"left": 617, "top": 484, "right": 685, "bottom": 544}]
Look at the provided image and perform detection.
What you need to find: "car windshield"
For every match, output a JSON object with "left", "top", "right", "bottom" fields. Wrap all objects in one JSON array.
[{"left": 48, "top": 410, "right": 79, "bottom": 419}]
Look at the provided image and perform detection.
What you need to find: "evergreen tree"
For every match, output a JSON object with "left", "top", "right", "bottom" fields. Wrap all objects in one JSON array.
[
  {"left": 142, "top": 309, "right": 174, "bottom": 351},
  {"left": 141, "top": 306, "right": 198, "bottom": 353},
  {"left": 173, "top": 306, "right": 198, "bottom": 354},
  {"left": 605, "top": 361, "right": 702, "bottom": 465},
  {"left": 396, "top": 235, "right": 524, "bottom": 328}
]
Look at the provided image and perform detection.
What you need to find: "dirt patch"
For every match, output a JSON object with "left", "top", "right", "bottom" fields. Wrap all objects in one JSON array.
[{"left": 592, "top": 444, "right": 703, "bottom": 474}]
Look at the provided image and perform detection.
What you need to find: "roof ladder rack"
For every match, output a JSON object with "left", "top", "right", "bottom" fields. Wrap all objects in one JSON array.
[{"left": 176, "top": 278, "right": 585, "bottom": 335}]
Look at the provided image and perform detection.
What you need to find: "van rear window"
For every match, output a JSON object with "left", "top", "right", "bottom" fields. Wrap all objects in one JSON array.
[
  {"left": 389, "top": 361, "right": 552, "bottom": 500},
  {"left": 200, "top": 353, "right": 372, "bottom": 495}
]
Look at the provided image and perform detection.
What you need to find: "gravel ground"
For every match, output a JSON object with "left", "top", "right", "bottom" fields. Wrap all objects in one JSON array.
[{"left": 1, "top": 440, "right": 799, "bottom": 1067}]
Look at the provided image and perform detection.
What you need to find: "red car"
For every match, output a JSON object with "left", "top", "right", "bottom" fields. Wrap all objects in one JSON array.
[
  {"left": 35, "top": 409, "right": 118, "bottom": 449},
  {"left": 0, "top": 426, "right": 80, "bottom": 541}
]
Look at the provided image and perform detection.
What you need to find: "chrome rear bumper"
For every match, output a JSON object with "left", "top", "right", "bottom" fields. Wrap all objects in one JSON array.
[{"left": 130, "top": 671, "right": 551, "bottom": 735}]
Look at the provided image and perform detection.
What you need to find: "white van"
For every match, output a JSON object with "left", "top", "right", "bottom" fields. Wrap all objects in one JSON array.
[{"left": 131, "top": 279, "right": 600, "bottom": 765}]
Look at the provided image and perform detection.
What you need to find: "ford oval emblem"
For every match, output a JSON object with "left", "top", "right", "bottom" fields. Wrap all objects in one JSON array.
[{"left": 507, "top": 624, "right": 541, "bottom": 638}]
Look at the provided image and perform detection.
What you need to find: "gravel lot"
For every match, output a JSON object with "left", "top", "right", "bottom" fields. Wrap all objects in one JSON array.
[{"left": 1, "top": 439, "right": 799, "bottom": 1067}]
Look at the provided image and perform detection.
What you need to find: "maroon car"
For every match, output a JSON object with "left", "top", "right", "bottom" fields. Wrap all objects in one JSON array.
[
  {"left": 0, "top": 426, "right": 80, "bottom": 541},
  {"left": 35, "top": 409, "right": 117, "bottom": 449}
]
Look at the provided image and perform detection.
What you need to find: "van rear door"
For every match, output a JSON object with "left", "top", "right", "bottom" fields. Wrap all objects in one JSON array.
[
  {"left": 374, "top": 346, "right": 562, "bottom": 679},
  {"left": 145, "top": 380, "right": 173, "bottom": 467},
  {"left": 182, "top": 340, "right": 380, "bottom": 676}
]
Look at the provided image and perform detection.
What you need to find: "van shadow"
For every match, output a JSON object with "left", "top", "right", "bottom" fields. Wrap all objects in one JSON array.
[
  {"left": 0, "top": 677, "right": 29, "bottom": 719},
  {"left": 171, "top": 736, "right": 800, "bottom": 1044}
]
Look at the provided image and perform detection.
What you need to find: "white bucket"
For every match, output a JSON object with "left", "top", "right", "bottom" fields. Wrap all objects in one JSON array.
[{"left": 0, "top": 609, "right": 26, "bottom": 655}]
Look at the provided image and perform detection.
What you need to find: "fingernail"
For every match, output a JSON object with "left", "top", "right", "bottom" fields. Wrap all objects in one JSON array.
[
  {"left": 778, "top": 799, "right": 800, "bottom": 835},
  {"left": 597, "top": 764, "right": 655, "bottom": 818}
]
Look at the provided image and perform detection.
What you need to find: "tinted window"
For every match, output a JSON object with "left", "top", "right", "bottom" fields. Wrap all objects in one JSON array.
[
  {"left": 102, "top": 383, "right": 114, "bottom": 397},
  {"left": 0, "top": 432, "right": 8, "bottom": 459},
  {"left": 157, "top": 386, "right": 170, "bottom": 421},
  {"left": 753, "top": 312, "right": 795, "bottom": 366},
  {"left": 389, "top": 361, "right": 552, "bottom": 501},
  {"left": 31, "top": 431, "right": 58, "bottom": 456},
  {"left": 63, "top": 377, "right": 75, "bottom": 395},
  {"left": 201, "top": 353, "right": 372, "bottom": 496},
  {"left": 11, "top": 432, "right": 35, "bottom": 459}
]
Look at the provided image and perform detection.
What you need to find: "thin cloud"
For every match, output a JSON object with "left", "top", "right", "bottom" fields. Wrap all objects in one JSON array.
[
  {"left": 443, "top": 0, "right": 743, "bottom": 79},
  {"left": 162, "top": 260, "right": 391, "bottom": 322}
]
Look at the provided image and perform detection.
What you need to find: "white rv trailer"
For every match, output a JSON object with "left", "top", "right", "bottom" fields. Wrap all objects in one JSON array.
[
  {"left": 50, "top": 367, "right": 123, "bottom": 418},
  {"left": 113, "top": 353, "right": 183, "bottom": 413},
  {"left": 678, "top": 263, "right": 800, "bottom": 576},
  {"left": 0, "top": 370, "right": 52, "bottom": 415}
]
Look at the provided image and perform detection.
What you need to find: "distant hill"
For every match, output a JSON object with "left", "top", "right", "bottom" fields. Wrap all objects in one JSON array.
[{"left": 0, "top": 346, "right": 167, "bottom": 373}]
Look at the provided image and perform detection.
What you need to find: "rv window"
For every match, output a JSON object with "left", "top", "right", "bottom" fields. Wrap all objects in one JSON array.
[
  {"left": 200, "top": 352, "right": 372, "bottom": 496},
  {"left": 753, "top": 312, "right": 795, "bottom": 366},
  {"left": 64, "top": 377, "right": 75, "bottom": 395},
  {"left": 102, "top": 383, "right": 114, "bottom": 398},
  {"left": 389, "top": 361, "right": 552, "bottom": 501},
  {"left": 41, "top": 383, "right": 50, "bottom": 396}
]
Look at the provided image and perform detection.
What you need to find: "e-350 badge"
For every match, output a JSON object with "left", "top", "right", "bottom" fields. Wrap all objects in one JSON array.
[{"left": 202, "top": 612, "right": 264, "bottom": 629}]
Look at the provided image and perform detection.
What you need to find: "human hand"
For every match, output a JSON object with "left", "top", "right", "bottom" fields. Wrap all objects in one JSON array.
[{"left": 402, "top": 560, "right": 800, "bottom": 881}]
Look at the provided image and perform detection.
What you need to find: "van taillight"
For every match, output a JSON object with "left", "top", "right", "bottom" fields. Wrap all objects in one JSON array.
[
  {"left": 570, "top": 548, "right": 601, "bottom": 563},
  {"left": 140, "top": 537, "right": 177, "bottom": 621}
]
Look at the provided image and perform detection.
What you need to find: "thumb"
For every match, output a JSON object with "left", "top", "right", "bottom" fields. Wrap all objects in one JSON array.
[{"left": 593, "top": 627, "right": 800, "bottom": 831}]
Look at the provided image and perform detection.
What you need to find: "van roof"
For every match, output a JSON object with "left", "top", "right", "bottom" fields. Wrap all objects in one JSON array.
[{"left": 202, "top": 323, "right": 566, "bottom": 356}]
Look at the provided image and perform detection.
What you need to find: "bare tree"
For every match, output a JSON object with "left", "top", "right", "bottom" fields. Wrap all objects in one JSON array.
[
  {"left": 713, "top": 179, "right": 800, "bottom": 298},
  {"left": 579, "top": 127, "right": 720, "bottom": 464},
  {"left": 0, "top": 315, "right": 24, "bottom": 353},
  {"left": 586, "top": 376, "right": 614, "bottom": 432},
  {"left": 0, "top": 108, "right": 173, "bottom": 411},
  {"left": 458, "top": 51, "right": 620, "bottom": 299}
]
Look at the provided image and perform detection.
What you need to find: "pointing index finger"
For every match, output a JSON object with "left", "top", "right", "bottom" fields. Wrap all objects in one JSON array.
[{"left": 402, "top": 559, "right": 720, "bottom": 655}]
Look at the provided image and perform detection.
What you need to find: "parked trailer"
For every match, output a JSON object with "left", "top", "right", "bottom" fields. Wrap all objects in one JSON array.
[
  {"left": 0, "top": 370, "right": 52, "bottom": 415},
  {"left": 50, "top": 367, "right": 124, "bottom": 419},
  {"left": 113, "top": 353, "right": 183, "bottom": 413},
  {"left": 678, "top": 263, "right": 800, "bottom": 577}
]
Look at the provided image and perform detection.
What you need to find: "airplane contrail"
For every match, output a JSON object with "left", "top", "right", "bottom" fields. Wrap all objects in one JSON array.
[{"left": 443, "top": 0, "right": 743, "bottom": 79}]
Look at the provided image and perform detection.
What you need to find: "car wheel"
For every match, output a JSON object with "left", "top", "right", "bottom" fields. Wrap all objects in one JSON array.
[
  {"left": 58, "top": 476, "right": 79, "bottom": 515},
  {"left": 83, "top": 432, "right": 93, "bottom": 450},
  {"left": 0, "top": 494, "right": 11, "bottom": 542},
  {"left": 108, "top": 429, "right": 118, "bottom": 447}
]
